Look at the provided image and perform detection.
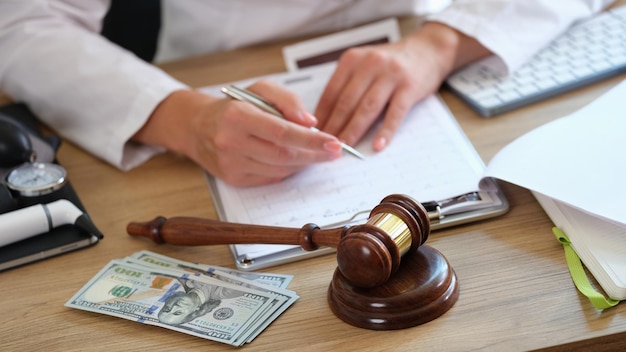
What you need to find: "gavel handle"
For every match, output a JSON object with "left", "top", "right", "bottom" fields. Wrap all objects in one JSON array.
[{"left": 127, "top": 216, "right": 346, "bottom": 251}]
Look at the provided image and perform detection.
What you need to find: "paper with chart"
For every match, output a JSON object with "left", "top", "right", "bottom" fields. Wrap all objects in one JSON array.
[{"left": 201, "top": 63, "right": 502, "bottom": 261}]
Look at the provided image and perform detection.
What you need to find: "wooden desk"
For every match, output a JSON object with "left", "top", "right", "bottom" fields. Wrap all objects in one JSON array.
[{"left": 2, "top": 15, "right": 626, "bottom": 352}]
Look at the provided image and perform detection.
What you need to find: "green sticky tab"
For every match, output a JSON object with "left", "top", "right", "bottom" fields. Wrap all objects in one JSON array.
[{"left": 553, "top": 227, "right": 619, "bottom": 309}]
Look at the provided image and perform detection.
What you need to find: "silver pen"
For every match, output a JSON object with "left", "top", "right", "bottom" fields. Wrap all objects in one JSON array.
[{"left": 221, "top": 85, "right": 365, "bottom": 160}]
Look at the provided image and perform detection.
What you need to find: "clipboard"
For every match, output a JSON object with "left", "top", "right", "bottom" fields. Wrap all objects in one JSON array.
[
  {"left": 0, "top": 103, "right": 102, "bottom": 272},
  {"left": 201, "top": 64, "right": 508, "bottom": 271},
  {"left": 206, "top": 179, "right": 508, "bottom": 272}
]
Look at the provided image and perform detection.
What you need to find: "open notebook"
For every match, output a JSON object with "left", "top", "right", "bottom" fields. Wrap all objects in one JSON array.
[
  {"left": 201, "top": 63, "right": 508, "bottom": 271},
  {"left": 482, "top": 79, "right": 626, "bottom": 300}
]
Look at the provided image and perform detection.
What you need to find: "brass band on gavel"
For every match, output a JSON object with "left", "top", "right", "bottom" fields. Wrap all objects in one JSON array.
[{"left": 368, "top": 211, "right": 413, "bottom": 258}]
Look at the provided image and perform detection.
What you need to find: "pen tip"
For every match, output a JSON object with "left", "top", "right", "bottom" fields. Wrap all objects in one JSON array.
[{"left": 342, "top": 145, "right": 365, "bottom": 160}]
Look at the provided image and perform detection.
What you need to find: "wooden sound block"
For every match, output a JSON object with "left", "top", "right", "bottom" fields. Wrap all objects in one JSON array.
[{"left": 327, "top": 245, "right": 459, "bottom": 330}]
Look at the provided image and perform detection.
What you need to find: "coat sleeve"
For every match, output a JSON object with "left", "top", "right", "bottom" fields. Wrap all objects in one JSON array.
[
  {"left": 428, "top": 0, "right": 618, "bottom": 73},
  {"left": 0, "top": 0, "right": 188, "bottom": 170}
]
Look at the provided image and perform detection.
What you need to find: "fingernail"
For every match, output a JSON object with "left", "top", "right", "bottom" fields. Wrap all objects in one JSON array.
[
  {"left": 300, "top": 111, "right": 318, "bottom": 125},
  {"left": 373, "top": 136, "right": 387, "bottom": 151},
  {"left": 324, "top": 140, "right": 343, "bottom": 153}
]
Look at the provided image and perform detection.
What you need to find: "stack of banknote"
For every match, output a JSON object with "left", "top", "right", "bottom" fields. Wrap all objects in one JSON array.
[{"left": 65, "top": 250, "right": 298, "bottom": 346}]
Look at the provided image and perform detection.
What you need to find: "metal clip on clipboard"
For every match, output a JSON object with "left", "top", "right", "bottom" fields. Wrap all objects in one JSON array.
[{"left": 430, "top": 191, "right": 495, "bottom": 217}]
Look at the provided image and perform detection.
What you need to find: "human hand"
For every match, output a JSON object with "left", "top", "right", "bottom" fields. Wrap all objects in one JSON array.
[
  {"left": 135, "top": 81, "right": 343, "bottom": 186},
  {"left": 315, "top": 22, "right": 491, "bottom": 152}
]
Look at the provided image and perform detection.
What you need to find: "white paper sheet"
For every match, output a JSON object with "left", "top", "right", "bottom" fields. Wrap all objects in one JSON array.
[{"left": 483, "top": 79, "right": 626, "bottom": 227}]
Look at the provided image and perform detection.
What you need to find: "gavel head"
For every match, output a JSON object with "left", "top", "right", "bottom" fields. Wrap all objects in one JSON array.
[{"left": 334, "top": 194, "right": 430, "bottom": 288}]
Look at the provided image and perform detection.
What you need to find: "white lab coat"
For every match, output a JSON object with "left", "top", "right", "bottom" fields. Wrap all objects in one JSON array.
[{"left": 0, "top": 0, "right": 615, "bottom": 170}]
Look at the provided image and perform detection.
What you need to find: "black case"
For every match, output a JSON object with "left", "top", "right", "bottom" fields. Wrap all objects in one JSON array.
[{"left": 0, "top": 103, "right": 102, "bottom": 271}]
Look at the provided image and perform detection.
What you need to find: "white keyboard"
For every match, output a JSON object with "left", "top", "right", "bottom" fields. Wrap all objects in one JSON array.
[{"left": 446, "top": 5, "right": 626, "bottom": 117}]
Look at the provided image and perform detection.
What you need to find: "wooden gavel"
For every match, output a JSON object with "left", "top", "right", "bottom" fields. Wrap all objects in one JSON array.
[{"left": 127, "top": 194, "right": 430, "bottom": 288}]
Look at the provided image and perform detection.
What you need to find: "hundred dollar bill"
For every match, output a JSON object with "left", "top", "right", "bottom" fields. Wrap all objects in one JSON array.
[
  {"left": 130, "top": 250, "right": 293, "bottom": 289},
  {"left": 65, "top": 260, "right": 283, "bottom": 346},
  {"left": 124, "top": 256, "right": 299, "bottom": 343}
]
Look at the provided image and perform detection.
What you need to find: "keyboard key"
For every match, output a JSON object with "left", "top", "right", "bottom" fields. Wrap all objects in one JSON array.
[
  {"left": 516, "top": 84, "right": 540, "bottom": 97},
  {"left": 553, "top": 71, "right": 577, "bottom": 84},
  {"left": 476, "top": 96, "right": 502, "bottom": 108},
  {"left": 497, "top": 90, "right": 521, "bottom": 102}
]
